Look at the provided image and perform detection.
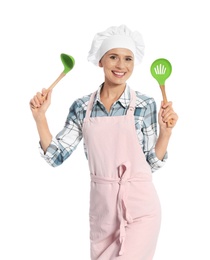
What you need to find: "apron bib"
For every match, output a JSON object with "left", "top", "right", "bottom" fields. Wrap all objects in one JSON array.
[{"left": 82, "top": 89, "right": 161, "bottom": 260}]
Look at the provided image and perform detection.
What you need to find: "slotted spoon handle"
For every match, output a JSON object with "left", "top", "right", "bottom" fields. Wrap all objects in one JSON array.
[
  {"left": 160, "top": 85, "right": 167, "bottom": 103},
  {"left": 160, "top": 85, "right": 173, "bottom": 127}
]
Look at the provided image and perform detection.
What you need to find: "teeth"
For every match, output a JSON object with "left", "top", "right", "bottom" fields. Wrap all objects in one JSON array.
[{"left": 114, "top": 72, "right": 124, "bottom": 76}]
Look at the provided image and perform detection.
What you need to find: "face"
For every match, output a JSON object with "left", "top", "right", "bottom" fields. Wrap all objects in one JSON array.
[{"left": 99, "top": 48, "right": 134, "bottom": 87}]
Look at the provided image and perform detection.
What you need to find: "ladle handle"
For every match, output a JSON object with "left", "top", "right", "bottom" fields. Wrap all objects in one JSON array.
[
  {"left": 160, "top": 85, "right": 173, "bottom": 128},
  {"left": 47, "top": 72, "right": 66, "bottom": 92},
  {"left": 40, "top": 72, "right": 66, "bottom": 102},
  {"left": 31, "top": 72, "right": 67, "bottom": 110}
]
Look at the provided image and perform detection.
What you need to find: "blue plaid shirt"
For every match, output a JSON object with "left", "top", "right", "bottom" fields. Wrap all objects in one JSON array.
[{"left": 39, "top": 84, "right": 167, "bottom": 172}]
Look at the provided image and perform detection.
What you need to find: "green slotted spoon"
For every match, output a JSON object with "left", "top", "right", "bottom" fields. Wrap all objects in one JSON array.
[{"left": 150, "top": 58, "right": 173, "bottom": 127}]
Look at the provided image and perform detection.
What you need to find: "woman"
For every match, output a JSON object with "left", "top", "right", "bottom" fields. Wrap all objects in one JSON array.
[{"left": 30, "top": 25, "right": 178, "bottom": 259}]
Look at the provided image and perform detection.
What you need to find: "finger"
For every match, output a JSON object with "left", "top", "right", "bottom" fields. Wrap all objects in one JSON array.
[
  {"left": 162, "top": 110, "right": 173, "bottom": 122},
  {"left": 162, "top": 101, "right": 172, "bottom": 109},
  {"left": 41, "top": 88, "right": 48, "bottom": 97},
  {"left": 45, "top": 89, "right": 52, "bottom": 101},
  {"left": 29, "top": 99, "right": 36, "bottom": 109},
  {"left": 35, "top": 92, "right": 44, "bottom": 104},
  {"left": 161, "top": 102, "right": 175, "bottom": 117},
  {"left": 164, "top": 112, "right": 178, "bottom": 127},
  {"left": 33, "top": 94, "right": 46, "bottom": 108},
  {"left": 29, "top": 96, "right": 40, "bottom": 109},
  {"left": 35, "top": 95, "right": 43, "bottom": 107}
]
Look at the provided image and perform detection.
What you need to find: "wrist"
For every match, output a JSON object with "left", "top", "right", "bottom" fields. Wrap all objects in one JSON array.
[
  {"left": 34, "top": 113, "right": 47, "bottom": 124},
  {"left": 159, "top": 127, "right": 172, "bottom": 138}
]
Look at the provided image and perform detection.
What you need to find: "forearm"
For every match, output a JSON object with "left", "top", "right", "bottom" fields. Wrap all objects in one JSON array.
[
  {"left": 35, "top": 114, "right": 52, "bottom": 153},
  {"left": 155, "top": 129, "right": 172, "bottom": 160}
]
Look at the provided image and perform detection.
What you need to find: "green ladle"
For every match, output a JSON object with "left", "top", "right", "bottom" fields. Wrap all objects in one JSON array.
[
  {"left": 45, "top": 53, "right": 75, "bottom": 93},
  {"left": 150, "top": 58, "right": 173, "bottom": 127}
]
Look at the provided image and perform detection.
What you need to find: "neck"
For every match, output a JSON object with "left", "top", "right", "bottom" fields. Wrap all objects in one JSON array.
[
  {"left": 99, "top": 83, "right": 126, "bottom": 113},
  {"left": 100, "top": 83, "right": 126, "bottom": 100}
]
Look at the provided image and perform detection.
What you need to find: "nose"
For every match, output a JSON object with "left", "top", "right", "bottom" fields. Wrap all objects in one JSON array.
[{"left": 116, "top": 58, "right": 125, "bottom": 69}]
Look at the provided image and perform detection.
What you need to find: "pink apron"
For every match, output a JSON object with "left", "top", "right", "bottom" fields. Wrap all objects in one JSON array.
[{"left": 82, "top": 89, "right": 161, "bottom": 260}]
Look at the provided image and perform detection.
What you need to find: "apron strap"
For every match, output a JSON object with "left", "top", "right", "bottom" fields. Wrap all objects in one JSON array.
[
  {"left": 127, "top": 89, "right": 136, "bottom": 116},
  {"left": 85, "top": 91, "right": 97, "bottom": 119}
]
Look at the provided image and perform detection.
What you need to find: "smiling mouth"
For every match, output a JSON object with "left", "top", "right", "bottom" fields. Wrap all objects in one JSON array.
[{"left": 112, "top": 71, "right": 125, "bottom": 77}]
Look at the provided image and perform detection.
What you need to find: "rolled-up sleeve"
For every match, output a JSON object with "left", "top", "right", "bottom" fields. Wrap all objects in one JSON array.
[
  {"left": 39, "top": 100, "right": 83, "bottom": 167},
  {"left": 141, "top": 97, "right": 168, "bottom": 172}
]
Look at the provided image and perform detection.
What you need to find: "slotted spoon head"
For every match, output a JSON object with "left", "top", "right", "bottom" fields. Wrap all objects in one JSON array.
[{"left": 150, "top": 58, "right": 172, "bottom": 85}]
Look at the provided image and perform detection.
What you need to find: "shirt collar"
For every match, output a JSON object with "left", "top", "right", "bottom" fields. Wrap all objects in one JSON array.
[{"left": 93, "top": 83, "right": 131, "bottom": 109}]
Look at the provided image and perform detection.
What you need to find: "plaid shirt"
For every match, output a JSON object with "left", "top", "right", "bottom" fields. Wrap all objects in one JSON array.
[{"left": 39, "top": 84, "right": 167, "bottom": 172}]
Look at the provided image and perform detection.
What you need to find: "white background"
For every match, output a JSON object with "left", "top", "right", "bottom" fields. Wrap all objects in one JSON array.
[{"left": 0, "top": 0, "right": 209, "bottom": 259}]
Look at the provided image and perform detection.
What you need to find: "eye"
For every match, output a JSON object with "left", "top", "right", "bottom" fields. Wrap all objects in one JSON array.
[
  {"left": 125, "top": 57, "right": 133, "bottom": 61},
  {"left": 110, "top": 55, "right": 117, "bottom": 60}
]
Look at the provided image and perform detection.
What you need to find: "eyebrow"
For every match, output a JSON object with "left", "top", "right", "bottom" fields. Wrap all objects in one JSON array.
[{"left": 108, "top": 53, "right": 133, "bottom": 58}]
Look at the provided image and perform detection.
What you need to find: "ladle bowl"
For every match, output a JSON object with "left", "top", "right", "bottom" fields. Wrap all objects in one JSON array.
[{"left": 60, "top": 53, "right": 75, "bottom": 73}]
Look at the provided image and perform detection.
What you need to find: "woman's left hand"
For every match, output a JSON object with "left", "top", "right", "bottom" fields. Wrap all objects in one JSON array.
[{"left": 158, "top": 101, "right": 178, "bottom": 129}]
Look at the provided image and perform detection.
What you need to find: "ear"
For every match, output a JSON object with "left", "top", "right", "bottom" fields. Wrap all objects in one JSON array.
[{"left": 98, "top": 60, "right": 103, "bottom": 67}]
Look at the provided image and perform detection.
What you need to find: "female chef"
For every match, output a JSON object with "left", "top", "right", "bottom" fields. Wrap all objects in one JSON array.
[{"left": 29, "top": 24, "right": 178, "bottom": 259}]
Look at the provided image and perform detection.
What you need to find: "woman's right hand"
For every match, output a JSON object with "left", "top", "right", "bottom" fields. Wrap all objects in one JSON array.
[{"left": 29, "top": 88, "right": 52, "bottom": 120}]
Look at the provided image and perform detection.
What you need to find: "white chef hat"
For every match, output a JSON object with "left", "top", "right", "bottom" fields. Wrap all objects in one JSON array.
[{"left": 87, "top": 24, "right": 145, "bottom": 66}]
